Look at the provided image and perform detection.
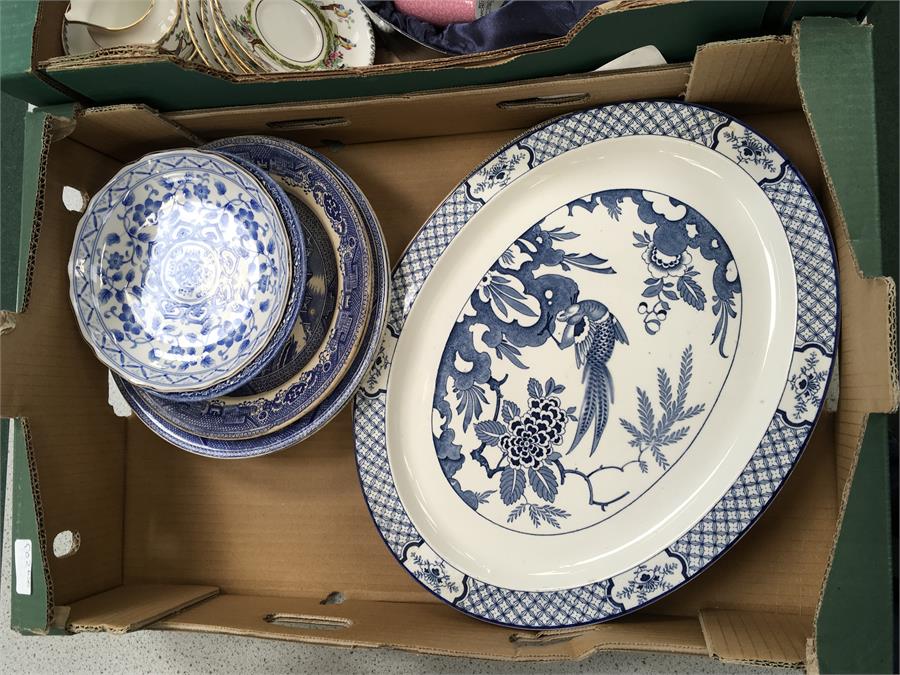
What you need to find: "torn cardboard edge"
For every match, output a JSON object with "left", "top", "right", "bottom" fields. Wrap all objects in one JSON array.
[{"left": 2, "top": 27, "right": 896, "bottom": 667}]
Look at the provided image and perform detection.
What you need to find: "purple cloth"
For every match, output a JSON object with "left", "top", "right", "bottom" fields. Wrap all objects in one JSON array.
[{"left": 363, "top": 1, "right": 604, "bottom": 55}]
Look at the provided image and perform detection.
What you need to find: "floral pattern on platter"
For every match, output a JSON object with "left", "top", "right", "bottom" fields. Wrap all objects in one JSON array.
[
  {"left": 70, "top": 150, "right": 290, "bottom": 392},
  {"left": 465, "top": 145, "right": 533, "bottom": 202},
  {"left": 777, "top": 343, "right": 832, "bottom": 427},
  {"left": 354, "top": 100, "right": 838, "bottom": 629},
  {"left": 608, "top": 550, "right": 687, "bottom": 610},
  {"left": 712, "top": 121, "right": 787, "bottom": 184},
  {"left": 433, "top": 189, "right": 741, "bottom": 534},
  {"left": 620, "top": 190, "right": 740, "bottom": 353},
  {"left": 403, "top": 542, "right": 466, "bottom": 602}
]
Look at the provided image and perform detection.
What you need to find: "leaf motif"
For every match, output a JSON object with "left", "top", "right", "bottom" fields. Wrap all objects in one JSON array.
[
  {"left": 657, "top": 368, "right": 673, "bottom": 416},
  {"left": 679, "top": 403, "right": 706, "bottom": 421},
  {"left": 548, "top": 227, "right": 579, "bottom": 241},
  {"left": 502, "top": 400, "right": 521, "bottom": 423},
  {"left": 676, "top": 346, "right": 693, "bottom": 412},
  {"left": 642, "top": 284, "right": 661, "bottom": 298},
  {"left": 619, "top": 418, "right": 644, "bottom": 443},
  {"left": 527, "top": 378, "right": 543, "bottom": 399},
  {"left": 651, "top": 445, "right": 670, "bottom": 469},
  {"left": 660, "top": 427, "right": 690, "bottom": 446},
  {"left": 507, "top": 503, "right": 527, "bottom": 522},
  {"left": 528, "top": 504, "right": 541, "bottom": 527},
  {"left": 474, "top": 420, "right": 507, "bottom": 446},
  {"left": 677, "top": 274, "right": 707, "bottom": 310},
  {"left": 563, "top": 253, "right": 615, "bottom": 274},
  {"left": 639, "top": 459, "right": 649, "bottom": 473},
  {"left": 500, "top": 467, "right": 526, "bottom": 505},
  {"left": 528, "top": 466, "right": 559, "bottom": 502},
  {"left": 105, "top": 233, "right": 120, "bottom": 245},
  {"left": 637, "top": 388, "right": 655, "bottom": 438},
  {"left": 98, "top": 288, "right": 113, "bottom": 304},
  {"left": 475, "top": 490, "right": 496, "bottom": 505},
  {"left": 662, "top": 289, "right": 678, "bottom": 301}
]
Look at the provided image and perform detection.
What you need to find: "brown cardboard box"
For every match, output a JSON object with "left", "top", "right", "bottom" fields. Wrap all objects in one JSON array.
[{"left": 0, "top": 30, "right": 895, "bottom": 669}]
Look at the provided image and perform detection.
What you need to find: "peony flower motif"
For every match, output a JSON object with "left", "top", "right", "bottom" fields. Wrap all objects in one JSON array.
[
  {"left": 642, "top": 245, "right": 692, "bottom": 279},
  {"left": 499, "top": 397, "right": 566, "bottom": 470}
]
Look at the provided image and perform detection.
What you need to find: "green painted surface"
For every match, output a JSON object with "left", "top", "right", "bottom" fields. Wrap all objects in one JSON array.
[
  {"left": 0, "top": 1, "right": 73, "bottom": 107},
  {"left": 1, "top": 90, "right": 27, "bottom": 575},
  {"left": 9, "top": 420, "right": 50, "bottom": 634},
  {"left": 3, "top": 107, "right": 57, "bottom": 634},
  {"left": 797, "top": 16, "right": 894, "bottom": 675}
]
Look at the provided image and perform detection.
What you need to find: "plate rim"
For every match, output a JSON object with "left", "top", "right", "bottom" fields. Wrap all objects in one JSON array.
[{"left": 352, "top": 100, "right": 840, "bottom": 628}]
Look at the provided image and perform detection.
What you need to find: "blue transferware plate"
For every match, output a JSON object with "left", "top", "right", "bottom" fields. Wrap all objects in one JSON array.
[
  {"left": 353, "top": 101, "right": 839, "bottom": 628},
  {"left": 68, "top": 148, "right": 300, "bottom": 397},
  {"left": 155, "top": 150, "right": 307, "bottom": 401},
  {"left": 116, "top": 141, "right": 389, "bottom": 456},
  {"left": 233, "top": 194, "right": 339, "bottom": 395},
  {"left": 120, "top": 136, "right": 372, "bottom": 439}
]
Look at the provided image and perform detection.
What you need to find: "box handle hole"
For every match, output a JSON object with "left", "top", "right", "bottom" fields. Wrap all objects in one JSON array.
[
  {"left": 263, "top": 613, "right": 351, "bottom": 631},
  {"left": 62, "top": 186, "right": 88, "bottom": 213},
  {"left": 497, "top": 93, "right": 589, "bottom": 110},
  {"left": 265, "top": 117, "right": 350, "bottom": 131},
  {"left": 52, "top": 530, "right": 80, "bottom": 558}
]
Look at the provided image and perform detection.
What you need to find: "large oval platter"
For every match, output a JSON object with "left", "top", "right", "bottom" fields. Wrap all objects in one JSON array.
[{"left": 353, "top": 101, "right": 838, "bottom": 628}]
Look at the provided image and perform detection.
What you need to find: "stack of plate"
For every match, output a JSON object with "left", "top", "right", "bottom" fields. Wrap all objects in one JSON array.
[
  {"left": 68, "top": 137, "right": 388, "bottom": 457},
  {"left": 63, "top": 0, "right": 375, "bottom": 72}
]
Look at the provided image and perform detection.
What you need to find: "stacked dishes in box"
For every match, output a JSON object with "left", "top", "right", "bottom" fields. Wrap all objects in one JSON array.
[
  {"left": 62, "top": 0, "right": 376, "bottom": 73},
  {"left": 68, "top": 137, "right": 388, "bottom": 457}
]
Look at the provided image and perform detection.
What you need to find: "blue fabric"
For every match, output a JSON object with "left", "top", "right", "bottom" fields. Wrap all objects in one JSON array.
[{"left": 363, "top": 1, "right": 604, "bottom": 55}]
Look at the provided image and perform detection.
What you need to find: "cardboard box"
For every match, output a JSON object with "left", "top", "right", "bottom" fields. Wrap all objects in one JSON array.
[
  {"left": 0, "top": 0, "right": 868, "bottom": 111},
  {"left": 0, "top": 16, "right": 896, "bottom": 672}
]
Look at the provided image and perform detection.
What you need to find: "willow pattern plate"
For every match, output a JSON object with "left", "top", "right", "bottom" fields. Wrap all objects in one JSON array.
[
  {"left": 116, "top": 144, "right": 389, "bottom": 456},
  {"left": 353, "top": 101, "right": 839, "bottom": 628}
]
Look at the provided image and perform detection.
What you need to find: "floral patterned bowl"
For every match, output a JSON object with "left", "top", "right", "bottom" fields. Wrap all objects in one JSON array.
[{"left": 68, "top": 148, "right": 300, "bottom": 396}]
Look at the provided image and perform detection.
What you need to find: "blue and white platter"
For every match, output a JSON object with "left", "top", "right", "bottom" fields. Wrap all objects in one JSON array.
[
  {"left": 116, "top": 141, "right": 390, "bottom": 457},
  {"left": 353, "top": 101, "right": 839, "bottom": 628},
  {"left": 69, "top": 148, "right": 302, "bottom": 398}
]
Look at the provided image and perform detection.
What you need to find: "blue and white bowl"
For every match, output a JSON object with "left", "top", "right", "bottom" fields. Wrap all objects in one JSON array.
[{"left": 69, "top": 148, "right": 301, "bottom": 396}]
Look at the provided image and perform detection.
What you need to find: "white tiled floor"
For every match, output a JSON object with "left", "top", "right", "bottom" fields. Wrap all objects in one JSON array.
[{"left": 1, "top": 438, "right": 787, "bottom": 674}]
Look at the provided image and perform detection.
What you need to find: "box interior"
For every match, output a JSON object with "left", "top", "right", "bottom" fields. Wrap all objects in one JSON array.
[{"left": 1, "top": 35, "right": 895, "bottom": 665}]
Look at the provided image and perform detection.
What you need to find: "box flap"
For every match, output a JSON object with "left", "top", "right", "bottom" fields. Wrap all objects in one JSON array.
[
  {"left": 0, "top": 1, "right": 73, "bottom": 106},
  {"left": 699, "top": 609, "right": 808, "bottom": 667},
  {"left": 66, "top": 584, "right": 219, "bottom": 633},
  {"left": 155, "top": 594, "right": 707, "bottom": 660},
  {"left": 70, "top": 104, "right": 202, "bottom": 163},
  {"left": 791, "top": 16, "right": 897, "bottom": 675},
  {"left": 685, "top": 35, "right": 800, "bottom": 111},
  {"left": 166, "top": 68, "right": 690, "bottom": 147}
]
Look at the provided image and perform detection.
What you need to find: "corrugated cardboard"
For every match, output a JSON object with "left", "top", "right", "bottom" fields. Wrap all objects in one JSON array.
[{"left": 0, "top": 21, "right": 895, "bottom": 670}]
